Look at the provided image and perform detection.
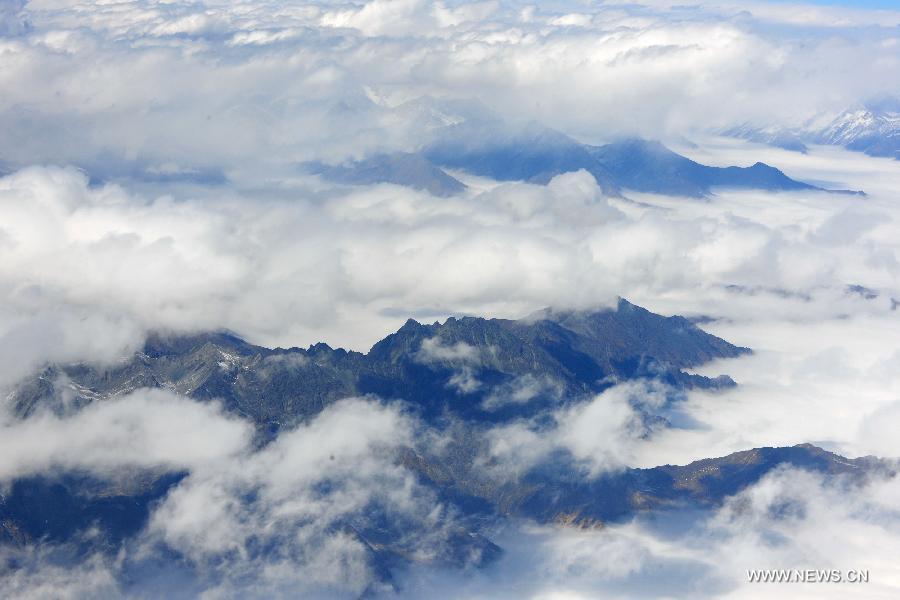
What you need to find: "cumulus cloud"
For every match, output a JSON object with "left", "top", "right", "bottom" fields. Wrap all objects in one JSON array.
[
  {"left": 0, "top": 388, "right": 251, "bottom": 481},
  {"left": 140, "top": 397, "right": 428, "bottom": 597},
  {"left": 484, "top": 381, "right": 669, "bottom": 477},
  {"left": 0, "top": 5, "right": 894, "bottom": 393},
  {"left": 0, "top": 394, "right": 475, "bottom": 598},
  {"left": 0, "top": 141, "right": 896, "bottom": 395}
]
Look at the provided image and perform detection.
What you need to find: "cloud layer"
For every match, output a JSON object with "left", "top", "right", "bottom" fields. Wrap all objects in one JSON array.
[
  {"left": 2, "top": 1, "right": 900, "bottom": 598},
  {"left": 1, "top": 0, "right": 899, "bottom": 181},
  {"left": 0, "top": 147, "right": 896, "bottom": 386}
]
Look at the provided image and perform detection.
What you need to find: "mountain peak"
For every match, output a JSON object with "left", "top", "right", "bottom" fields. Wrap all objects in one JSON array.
[
  {"left": 13, "top": 300, "right": 750, "bottom": 427},
  {"left": 727, "top": 98, "right": 900, "bottom": 161},
  {"left": 400, "top": 317, "right": 424, "bottom": 331}
]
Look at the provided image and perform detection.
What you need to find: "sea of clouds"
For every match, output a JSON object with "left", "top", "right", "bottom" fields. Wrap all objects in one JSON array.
[{"left": 2, "top": 0, "right": 900, "bottom": 598}]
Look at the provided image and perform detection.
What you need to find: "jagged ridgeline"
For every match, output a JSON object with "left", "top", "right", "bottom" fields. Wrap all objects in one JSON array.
[
  {"left": 2, "top": 298, "right": 891, "bottom": 592},
  {"left": 12, "top": 298, "right": 748, "bottom": 428}
]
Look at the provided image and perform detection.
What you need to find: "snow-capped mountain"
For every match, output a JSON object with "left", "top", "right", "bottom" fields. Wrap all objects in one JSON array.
[
  {"left": 727, "top": 100, "right": 900, "bottom": 160},
  {"left": 814, "top": 107, "right": 900, "bottom": 158}
]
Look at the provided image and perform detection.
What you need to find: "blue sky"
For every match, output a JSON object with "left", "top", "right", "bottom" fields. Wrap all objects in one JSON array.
[{"left": 780, "top": 0, "right": 900, "bottom": 7}]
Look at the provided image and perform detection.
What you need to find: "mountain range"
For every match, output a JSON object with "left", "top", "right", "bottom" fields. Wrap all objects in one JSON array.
[
  {"left": 727, "top": 98, "right": 900, "bottom": 161},
  {"left": 10, "top": 299, "right": 746, "bottom": 429},
  {"left": 305, "top": 117, "right": 861, "bottom": 198},
  {"left": 2, "top": 298, "right": 891, "bottom": 594}
]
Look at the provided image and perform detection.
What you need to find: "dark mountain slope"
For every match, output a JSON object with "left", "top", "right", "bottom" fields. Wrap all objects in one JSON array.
[
  {"left": 2, "top": 443, "right": 884, "bottom": 570},
  {"left": 10, "top": 299, "right": 748, "bottom": 428},
  {"left": 587, "top": 139, "right": 821, "bottom": 197},
  {"left": 525, "top": 299, "right": 743, "bottom": 369},
  {"left": 404, "top": 442, "right": 890, "bottom": 528},
  {"left": 0, "top": 472, "right": 186, "bottom": 549}
]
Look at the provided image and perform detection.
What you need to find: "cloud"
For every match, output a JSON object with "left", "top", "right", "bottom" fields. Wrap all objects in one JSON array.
[
  {"left": 481, "top": 374, "right": 565, "bottom": 411},
  {"left": 416, "top": 337, "right": 483, "bottom": 365},
  {"left": 0, "top": 0, "right": 898, "bottom": 182},
  {"left": 625, "top": 309, "right": 900, "bottom": 469},
  {"left": 0, "top": 142, "right": 896, "bottom": 390},
  {"left": 0, "top": 549, "right": 120, "bottom": 600},
  {"left": 484, "top": 381, "right": 669, "bottom": 477},
  {"left": 390, "top": 466, "right": 900, "bottom": 599},
  {"left": 140, "top": 397, "right": 424, "bottom": 597},
  {"left": 2, "top": 1, "right": 900, "bottom": 597},
  {"left": 0, "top": 389, "right": 252, "bottom": 481},
  {"left": 0, "top": 394, "right": 477, "bottom": 598},
  {"left": 416, "top": 337, "right": 485, "bottom": 393}
]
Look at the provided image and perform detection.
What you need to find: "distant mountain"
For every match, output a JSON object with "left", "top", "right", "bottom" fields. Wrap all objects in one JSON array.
[
  {"left": 305, "top": 113, "right": 847, "bottom": 198},
  {"left": 404, "top": 442, "right": 888, "bottom": 527},
  {"left": 422, "top": 118, "right": 859, "bottom": 196},
  {"left": 422, "top": 119, "right": 840, "bottom": 197},
  {"left": 410, "top": 122, "right": 854, "bottom": 197},
  {"left": 422, "top": 120, "right": 621, "bottom": 195},
  {"left": 587, "top": 139, "right": 822, "bottom": 197},
  {"left": 724, "top": 123, "right": 810, "bottom": 153},
  {"left": 727, "top": 99, "right": 900, "bottom": 161},
  {"left": 303, "top": 151, "right": 466, "bottom": 197},
  {"left": 814, "top": 107, "right": 900, "bottom": 160},
  {"left": 11, "top": 298, "right": 748, "bottom": 429}
]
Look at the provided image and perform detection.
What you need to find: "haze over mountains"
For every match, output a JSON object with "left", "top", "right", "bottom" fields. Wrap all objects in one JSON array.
[{"left": 308, "top": 115, "right": 863, "bottom": 198}]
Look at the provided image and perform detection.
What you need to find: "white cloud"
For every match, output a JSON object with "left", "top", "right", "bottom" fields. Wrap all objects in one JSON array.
[
  {"left": 416, "top": 337, "right": 483, "bottom": 365},
  {"left": 482, "top": 374, "right": 564, "bottom": 411},
  {"left": 0, "top": 0, "right": 897, "bottom": 179},
  {"left": 138, "top": 397, "right": 468, "bottom": 597},
  {"left": 0, "top": 394, "right": 470, "bottom": 597},
  {"left": 0, "top": 143, "right": 896, "bottom": 392},
  {"left": 2, "top": 1, "right": 900, "bottom": 597},
  {"left": 0, "top": 550, "right": 120, "bottom": 600},
  {"left": 0, "top": 389, "right": 252, "bottom": 481},
  {"left": 416, "top": 337, "right": 485, "bottom": 392},
  {"left": 485, "top": 381, "right": 669, "bottom": 477},
  {"left": 624, "top": 310, "right": 900, "bottom": 468}
]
